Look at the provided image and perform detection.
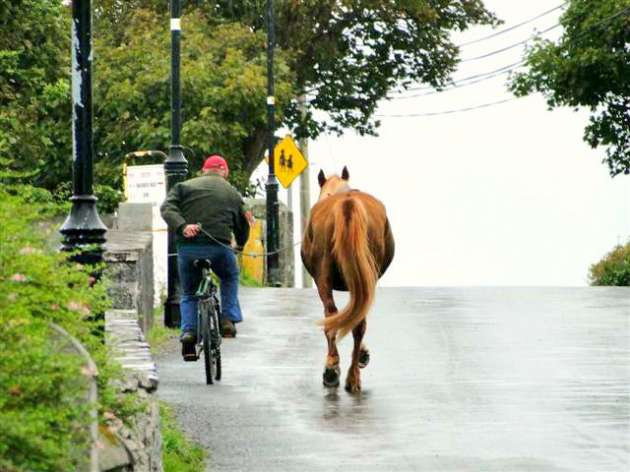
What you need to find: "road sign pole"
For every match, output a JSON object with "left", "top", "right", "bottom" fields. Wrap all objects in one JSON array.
[
  {"left": 287, "top": 186, "right": 293, "bottom": 212},
  {"left": 298, "top": 95, "right": 312, "bottom": 288},
  {"left": 265, "top": 0, "right": 281, "bottom": 286}
]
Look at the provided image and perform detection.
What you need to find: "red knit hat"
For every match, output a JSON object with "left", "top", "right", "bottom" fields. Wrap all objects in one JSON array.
[{"left": 202, "top": 154, "right": 229, "bottom": 176}]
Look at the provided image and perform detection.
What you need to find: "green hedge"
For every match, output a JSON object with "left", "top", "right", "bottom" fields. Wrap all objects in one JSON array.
[
  {"left": 589, "top": 240, "right": 630, "bottom": 286},
  {"left": 0, "top": 188, "right": 135, "bottom": 471}
]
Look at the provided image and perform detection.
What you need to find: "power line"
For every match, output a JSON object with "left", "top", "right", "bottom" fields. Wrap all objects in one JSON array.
[
  {"left": 459, "top": 23, "right": 561, "bottom": 62},
  {"left": 389, "top": 60, "right": 525, "bottom": 95},
  {"left": 379, "top": 27, "right": 557, "bottom": 104},
  {"left": 389, "top": 22, "right": 561, "bottom": 95},
  {"left": 306, "top": 17, "right": 557, "bottom": 98},
  {"left": 376, "top": 4, "right": 630, "bottom": 117},
  {"left": 302, "top": 4, "right": 566, "bottom": 97},
  {"left": 305, "top": 60, "right": 525, "bottom": 103},
  {"left": 308, "top": 5, "right": 630, "bottom": 111},
  {"left": 457, "top": 2, "right": 568, "bottom": 47},
  {"left": 376, "top": 97, "right": 518, "bottom": 118},
  {"left": 385, "top": 65, "right": 520, "bottom": 99},
  {"left": 389, "top": 4, "right": 630, "bottom": 98}
]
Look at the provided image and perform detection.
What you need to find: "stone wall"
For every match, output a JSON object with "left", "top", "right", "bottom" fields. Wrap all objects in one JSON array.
[
  {"left": 102, "top": 228, "right": 162, "bottom": 471},
  {"left": 46, "top": 212, "right": 161, "bottom": 470},
  {"left": 103, "top": 309, "right": 161, "bottom": 472},
  {"left": 104, "top": 231, "right": 154, "bottom": 333}
]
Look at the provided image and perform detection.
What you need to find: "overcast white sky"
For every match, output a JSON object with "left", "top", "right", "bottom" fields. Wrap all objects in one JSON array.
[{"left": 254, "top": 0, "right": 630, "bottom": 288}]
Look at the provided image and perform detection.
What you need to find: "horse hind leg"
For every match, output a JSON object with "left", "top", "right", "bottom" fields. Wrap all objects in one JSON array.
[
  {"left": 317, "top": 280, "right": 340, "bottom": 388},
  {"left": 346, "top": 319, "right": 367, "bottom": 393},
  {"left": 323, "top": 337, "right": 341, "bottom": 388},
  {"left": 323, "top": 328, "right": 340, "bottom": 387},
  {"left": 358, "top": 344, "right": 370, "bottom": 369}
]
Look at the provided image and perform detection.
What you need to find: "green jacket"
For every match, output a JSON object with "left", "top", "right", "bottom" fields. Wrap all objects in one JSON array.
[{"left": 160, "top": 174, "right": 250, "bottom": 247}]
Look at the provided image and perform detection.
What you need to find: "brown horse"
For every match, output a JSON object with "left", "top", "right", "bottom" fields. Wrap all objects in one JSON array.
[{"left": 301, "top": 167, "right": 395, "bottom": 392}]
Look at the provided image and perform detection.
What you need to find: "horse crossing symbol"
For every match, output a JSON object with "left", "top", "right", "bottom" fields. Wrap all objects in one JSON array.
[{"left": 273, "top": 135, "right": 308, "bottom": 189}]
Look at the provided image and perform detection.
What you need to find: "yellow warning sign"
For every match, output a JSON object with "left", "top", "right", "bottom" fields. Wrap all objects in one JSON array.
[{"left": 273, "top": 135, "right": 307, "bottom": 189}]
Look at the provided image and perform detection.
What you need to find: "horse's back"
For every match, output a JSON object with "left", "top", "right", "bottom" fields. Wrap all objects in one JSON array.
[{"left": 302, "top": 190, "right": 395, "bottom": 289}]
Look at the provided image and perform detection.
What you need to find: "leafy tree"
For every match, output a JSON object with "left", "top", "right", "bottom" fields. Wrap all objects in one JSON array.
[
  {"left": 92, "top": 6, "right": 295, "bottom": 192},
  {"left": 211, "top": 1, "right": 498, "bottom": 138},
  {"left": 92, "top": 0, "right": 497, "bottom": 190},
  {"left": 0, "top": 1, "right": 125, "bottom": 210},
  {"left": 589, "top": 240, "right": 630, "bottom": 286},
  {"left": 2, "top": 0, "right": 498, "bottom": 206},
  {"left": 0, "top": 0, "right": 72, "bottom": 191},
  {"left": 510, "top": 0, "right": 630, "bottom": 176}
]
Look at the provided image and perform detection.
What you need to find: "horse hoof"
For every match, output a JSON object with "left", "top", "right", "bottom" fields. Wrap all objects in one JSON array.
[
  {"left": 323, "top": 366, "right": 340, "bottom": 388},
  {"left": 345, "top": 381, "right": 361, "bottom": 394},
  {"left": 358, "top": 349, "right": 370, "bottom": 368}
]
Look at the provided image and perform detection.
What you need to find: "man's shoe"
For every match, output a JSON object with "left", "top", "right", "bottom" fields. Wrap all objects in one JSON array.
[
  {"left": 181, "top": 342, "right": 197, "bottom": 361},
  {"left": 180, "top": 331, "right": 197, "bottom": 361},
  {"left": 180, "top": 330, "right": 196, "bottom": 344},
  {"left": 220, "top": 319, "right": 237, "bottom": 338}
]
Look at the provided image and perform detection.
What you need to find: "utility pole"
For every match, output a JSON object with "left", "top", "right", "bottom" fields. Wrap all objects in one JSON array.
[
  {"left": 164, "top": 0, "right": 188, "bottom": 327},
  {"left": 60, "top": 0, "right": 107, "bottom": 265},
  {"left": 298, "top": 95, "right": 312, "bottom": 288},
  {"left": 265, "top": 0, "right": 280, "bottom": 286}
]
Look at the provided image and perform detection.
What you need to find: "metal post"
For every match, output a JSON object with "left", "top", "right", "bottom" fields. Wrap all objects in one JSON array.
[
  {"left": 298, "top": 96, "right": 312, "bottom": 288},
  {"left": 265, "top": 0, "right": 280, "bottom": 286},
  {"left": 164, "top": 0, "right": 188, "bottom": 327},
  {"left": 60, "top": 0, "right": 107, "bottom": 264}
]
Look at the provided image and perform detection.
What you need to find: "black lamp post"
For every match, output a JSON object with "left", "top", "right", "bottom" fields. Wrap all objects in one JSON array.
[
  {"left": 164, "top": 0, "right": 189, "bottom": 327},
  {"left": 265, "top": 0, "right": 280, "bottom": 286},
  {"left": 60, "top": 0, "right": 107, "bottom": 264}
]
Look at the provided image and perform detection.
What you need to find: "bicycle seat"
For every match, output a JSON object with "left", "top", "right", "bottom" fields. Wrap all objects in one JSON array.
[{"left": 193, "top": 259, "right": 212, "bottom": 270}]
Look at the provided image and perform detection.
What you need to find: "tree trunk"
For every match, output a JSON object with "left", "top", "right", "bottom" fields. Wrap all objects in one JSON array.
[{"left": 243, "top": 128, "right": 268, "bottom": 177}]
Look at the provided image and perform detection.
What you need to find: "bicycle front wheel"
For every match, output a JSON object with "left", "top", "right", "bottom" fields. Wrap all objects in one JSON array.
[
  {"left": 201, "top": 302, "right": 215, "bottom": 385},
  {"left": 210, "top": 306, "right": 222, "bottom": 381}
]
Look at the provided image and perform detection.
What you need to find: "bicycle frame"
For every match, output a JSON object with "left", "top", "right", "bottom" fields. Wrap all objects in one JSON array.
[
  {"left": 194, "top": 265, "right": 222, "bottom": 384},
  {"left": 195, "top": 268, "right": 215, "bottom": 299}
]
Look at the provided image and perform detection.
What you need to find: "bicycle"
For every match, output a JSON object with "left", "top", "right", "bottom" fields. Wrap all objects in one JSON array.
[{"left": 182, "top": 258, "right": 222, "bottom": 384}]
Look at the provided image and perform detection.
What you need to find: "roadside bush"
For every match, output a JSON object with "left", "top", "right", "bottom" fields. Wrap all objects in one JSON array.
[
  {"left": 0, "top": 188, "right": 132, "bottom": 471},
  {"left": 589, "top": 240, "right": 630, "bottom": 286}
]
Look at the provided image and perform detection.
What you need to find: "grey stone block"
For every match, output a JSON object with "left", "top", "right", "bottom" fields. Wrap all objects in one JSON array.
[
  {"left": 116, "top": 202, "right": 153, "bottom": 232},
  {"left": 104, "top": 231, "right": 154, "bottom": 333}
]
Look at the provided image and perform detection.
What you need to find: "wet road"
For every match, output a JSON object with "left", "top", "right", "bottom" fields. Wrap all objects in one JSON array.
[{"left": 157, "top": 287, "right": 630, "bottom": 471}]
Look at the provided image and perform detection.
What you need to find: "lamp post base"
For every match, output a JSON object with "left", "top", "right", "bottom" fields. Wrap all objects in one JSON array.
[
  {"left": 59, "top": 194, "right": 107, "bottom": 265},
  {"left": 164, "top": 297, "right": 181, "bottom": 329}
]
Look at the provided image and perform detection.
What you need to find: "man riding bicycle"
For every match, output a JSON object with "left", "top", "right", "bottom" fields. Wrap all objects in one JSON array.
[{"left": 160, "top": 154, "right": 251, "bottom": 347}]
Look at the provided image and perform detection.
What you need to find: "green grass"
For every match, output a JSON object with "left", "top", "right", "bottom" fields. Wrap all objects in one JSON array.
[
  {"left": 148, "top": 314, "right": 206, "bottom": 470},
  {"left": 160, "top": 402, "right": 206, "bottom": 472},
  {"left": 146, "top": 307, "right": 178, "bottom": 354}
]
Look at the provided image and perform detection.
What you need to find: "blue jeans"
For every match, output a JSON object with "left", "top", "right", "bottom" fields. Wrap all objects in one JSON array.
[{"left": 177, "top": 243, "right": 243, "bottom": 333}]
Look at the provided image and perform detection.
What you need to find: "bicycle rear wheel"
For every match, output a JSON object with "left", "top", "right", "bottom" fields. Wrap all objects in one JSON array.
[{"left": 201, "top": 303, "right": 215, "bottom": 385}]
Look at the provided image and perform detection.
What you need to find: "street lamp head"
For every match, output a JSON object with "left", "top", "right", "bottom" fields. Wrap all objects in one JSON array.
[{"left": 124, "top": 150, "right": 168, "bottom": 161}]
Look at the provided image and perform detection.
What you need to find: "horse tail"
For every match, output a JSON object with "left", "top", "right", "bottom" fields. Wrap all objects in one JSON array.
[{"left": 324, "top": 196, "right": 378, "bottom": 338}]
